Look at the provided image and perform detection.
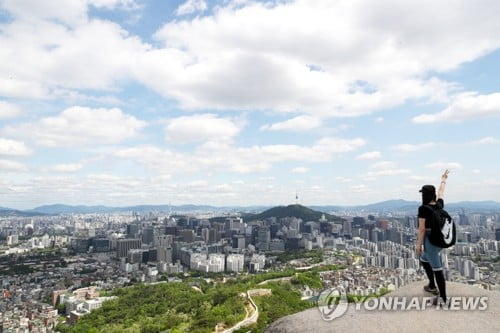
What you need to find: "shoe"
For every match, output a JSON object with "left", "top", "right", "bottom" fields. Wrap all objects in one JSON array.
[
  {"left": 423, "top": 285, "right": 439, "bottom": 295},
  {"left": 431, "top": 296, "right": 449, "bottom": 308}
]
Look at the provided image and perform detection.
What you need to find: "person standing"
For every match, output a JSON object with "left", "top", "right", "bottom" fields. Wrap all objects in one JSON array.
[{"left": 416, "top": 169, "right": 450, "bottom": 305}]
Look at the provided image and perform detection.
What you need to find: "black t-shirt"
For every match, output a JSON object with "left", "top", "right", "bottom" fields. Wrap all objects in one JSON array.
[{"left": 418, "top": 198, "right": 444, "bottom": 229}]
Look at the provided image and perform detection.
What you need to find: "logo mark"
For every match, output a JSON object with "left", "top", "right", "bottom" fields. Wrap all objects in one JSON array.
[{"left": 317, "top": 287, "right": 348, "bottom": 321}]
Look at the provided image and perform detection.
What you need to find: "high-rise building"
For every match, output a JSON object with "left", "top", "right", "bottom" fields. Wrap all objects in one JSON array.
[
  {"left": 126, "top": 223, "right": 140, "bottom": 238},
  {"left": 142, "top": 227, "right": 155, "bottom": 245},
  {"left": 157, "top": 246, "right": 173, "bottom": 263},
  {"left": 154, "top": 235, "right": 174, "bottom": 247},
  {"left": 226, "top": 254, "right": 245, "bottom": 272},
  {"left": 179, "top": 229, "right": 194, "bottom": 243},
  {"left": 232, "top": 235, "right": 246, "bottom": 250},
  {"left": 116, "top": 239, "right": 141, "bottom": 258},
  {"left": 343, "top": 220, "right": 352, "bottom": 238},
  {"left": 257, "top": 226, "right": 270, "bottom": 251}
]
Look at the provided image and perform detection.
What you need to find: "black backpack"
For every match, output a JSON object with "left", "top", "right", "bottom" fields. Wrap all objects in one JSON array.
[{"left": 426, "top": 205, "right": 456, "bottom": 248}]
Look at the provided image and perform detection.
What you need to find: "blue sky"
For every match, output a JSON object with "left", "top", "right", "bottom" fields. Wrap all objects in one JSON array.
[{"left": 1, "top": 0, "right": 500, "bottom": 209}]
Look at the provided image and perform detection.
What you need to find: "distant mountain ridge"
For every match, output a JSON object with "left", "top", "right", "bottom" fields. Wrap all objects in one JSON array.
[
  {"left": 1, "top": 199, "right": 499, "bottom": 216},
  {"left": 0, "top": 207, "right": 46, "bottom": 217}
]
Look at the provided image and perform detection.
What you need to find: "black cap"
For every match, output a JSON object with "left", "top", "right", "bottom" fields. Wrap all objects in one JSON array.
[{"left": 419, "top": 185, "right": 435, "bottom": 194}]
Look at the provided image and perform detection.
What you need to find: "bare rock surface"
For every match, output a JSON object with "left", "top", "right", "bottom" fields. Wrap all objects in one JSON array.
[{"left": 265, "top": 282, "right": 500, "bottom": 333}]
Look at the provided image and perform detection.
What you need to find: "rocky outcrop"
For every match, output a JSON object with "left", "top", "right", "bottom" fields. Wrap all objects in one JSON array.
[{"left": 266, "top": 282, "right": 500, "bottom": 333}]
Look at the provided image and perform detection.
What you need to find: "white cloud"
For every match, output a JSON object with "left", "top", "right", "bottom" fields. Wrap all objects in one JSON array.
[
  {"left": 375, "top": 117, "right": 384, "bottom": 123},
  {"left": 147, "top": 1, "right": 500, "bottom": 116},
  {"left": 425, "top": 162, "right": 462, "bottom": 171},
  {"left": 1, "top": 0, "right": 88, "bottom": 26},
  {"left": 391, "top": 142, "right": 436, "bottom": 152},
  {"left": 89, "top": 0, "right": 141, "bottom": 10},
  {"left": 176, "top": 0, "right": 207, "bottom": 16},
  {"left": 165, "top": 114, "right": 241, "bottom": 143},
  {"left": 1, "top": 0, "right": 140, "bottom": 25},
  {"left": 0, "top": 101, "right": 22, "bottom": 119},
  {"left": 350, "top": 184, "right": 372, "bottom": 194},
  {"left": 45, "top": 163, "right": 84, "bottom": 173},
  {"left": 363, "top": 169, "right": 411, "bottom": 177},
  {"left": 413, "top": 92, "right": 500, "bottom": 123},
  {"left": 0, "top": 159, "right": 28, "bottom": 172},
  {"left": 467, "top": 137, "right": 500, "bottom": 145},
  {"left": 260, "top": 115, "right": 322, "bottom": 132},
  {"left": 0, "top": 138, "right": 32, "bottom": 156},
  {"left": 3, "top": 106, "right": 146, "bottom": 147},
  {"left": 335, "top": 176, "right": 351, "bottom": 183},
  {"left": 356, "top": 151, "right": 381, "bottom": 160},
  {"left": 472, "top": 169, "right": 481, "bottom": 174},
  {"left": 370, "top": 161, "right": 397, "bottom": 169},
  {"left": 115, "top": 136, "right": 365, "bottom": 174},
  {"left": 291, "top": 167, "right": 308, "bottom": 174},
  {"left": 409, "top": 175, "right": 434, "bottom": 182},
  {"left": 0, "top": 17, "right": 147, "bottom": 98},
  {"left": 1, "top": 1, "right": 499, "bottom": 118}
]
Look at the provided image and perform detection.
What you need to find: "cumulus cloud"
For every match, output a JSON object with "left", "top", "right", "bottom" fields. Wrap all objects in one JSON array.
[
  {"left": 370, "top": 161, "right": 397, "bottom": 169},
  {"left": 363, "top": 169, "right": 411, "bottom": 178},
  {"left": 467, "top": 137, "right": 500, "bottom": 145},
  {"left": 165, "top": 114, "right": 241, "bottom": 143},
  {"left": 356, "top": 151, "right": 381, "bottom": 160},
  {"left": 0, "top": 159, "right": 28, "bottom": 172},
  {"left": 335, "top": 176, "right": 351, "bottom": 183},
  {"left": 115, "top": 136, "right": 365, "bottom": 174},
  {"left": 44, "top": 163, "right": 84, "bottom": 173},
  {"left": 0, "top": 101, "right": 22, "bottom": 119},
  {"left": 3, "top": 106, "right": 146, "bottom": 147},
  {"left": 291, "top": 167, "right": 308, "bottom": 174},
  {"left": 0, "top": 138, "right": 32, "bottom": 156},
  {"left": 176, "top": 0, "right": 207, "bottom": 16},
  {"left": 425, "top": 162, "right": 462, "bottom": 170},
  {"left": 391, "top": 142, "right": 437, "bottom": 152},
  {"left": 0, "top": 16, "right": 147, "bottom": 98},
  {"left": 1, "top": 0, "right": 500, "bottom": 118},
  {"left": 260, "top": 115, "right": 322, "bottom": 131},
  {"left": 413, "top": 92, "right": 500, "bottom": 123},
  {"left": 148, "top": 0, "right": 500, "bottom": 116}
]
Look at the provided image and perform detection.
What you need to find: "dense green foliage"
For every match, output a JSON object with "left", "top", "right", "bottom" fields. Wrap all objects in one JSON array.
[
  {"left": 59, "top": 282, "right": 247, "bottom": 333},
  {"left": 276, "top": 249, "right": 324, "bottom": 263},
  {"left": 291, "top": 271, "right": 322, "bottom": 289},
  {"left": 242, "top": 204, "right": 342, "bottom": 222},
  {"left": 236, "top": 282, "right": 315, "bottom": 333},
  {"left": 57, "top": 257, "right": 347, "bottom": 332}
]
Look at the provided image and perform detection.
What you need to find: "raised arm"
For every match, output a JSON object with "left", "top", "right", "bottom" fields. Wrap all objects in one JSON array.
[{"left": 437, "top": 169, "right": 449, "bottom": 200}]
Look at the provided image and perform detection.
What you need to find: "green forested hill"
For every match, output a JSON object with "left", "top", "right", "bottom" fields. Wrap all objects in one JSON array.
[
  {"left": 56, "top": 282, "right": 246, "bottom": 333},
  {"left": 242, "top": 204, "right": 343, "bottom": 222},
  {"left": 55, "top": 269, "right": 323, "bottom": 333}
]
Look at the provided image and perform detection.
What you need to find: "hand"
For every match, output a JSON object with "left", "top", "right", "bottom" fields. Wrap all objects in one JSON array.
[
  {"left": 416, "top": 245, "right": 422, "bottom": 257},
  {"left": 441, "top": 169, "right": 449, "bottom": 182}
]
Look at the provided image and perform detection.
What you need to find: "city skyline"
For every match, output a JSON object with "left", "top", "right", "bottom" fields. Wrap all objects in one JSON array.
[{"left": 1, "top": 0, "right": 500, "bottom": 209}]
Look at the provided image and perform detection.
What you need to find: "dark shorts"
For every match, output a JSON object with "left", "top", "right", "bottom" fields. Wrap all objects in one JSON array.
[{"left": 420, "top": 231, "right": 443, "bottom": 271}]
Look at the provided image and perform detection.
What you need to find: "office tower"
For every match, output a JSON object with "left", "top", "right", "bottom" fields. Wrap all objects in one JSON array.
[
  {"left": 343, "top": 220, "right": 352, "bottom": 238},
  {"left": 154, "top": 235, "right": 174, "bottom": 247},
  {"left": 157, "top": 246, "right": 173, "bottom": 263},
  {"left": 126, "top": 223, "right": 140, "bottom": 238},
  {"left": 179, "top": 229, "right": 194, "bottom": 243},
  {"left": 257, "top": 226, "right": 271, "bottom": 251},
  {"left": 232, "top": 235, "right": 246, "bottom": 250},
  {"left": 353, "top": 217, "right": 365, "bottom": 227},
  {"left": 142, "top": 227, "right": 155, "bottom": 245},
  {"left": 116, "top": 238, "right": 141, "bottom": 258}
]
